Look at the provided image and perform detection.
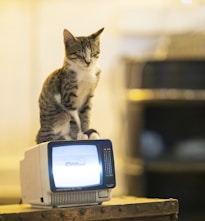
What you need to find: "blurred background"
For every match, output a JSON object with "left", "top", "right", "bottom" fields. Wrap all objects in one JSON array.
[{"left": 1, "top": 0, "right": 205, "bottom": 220}]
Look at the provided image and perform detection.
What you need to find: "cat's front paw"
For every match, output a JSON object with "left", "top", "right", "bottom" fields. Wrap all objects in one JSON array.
[
  {"left": 89, "top": 132, "right": 100, "bottom": 140},
  {"left": 84, "top": 129, "right": 100, "bottom": 140},
  {"left": 77, "top": 132, "right": 88, "bottom": 140}
]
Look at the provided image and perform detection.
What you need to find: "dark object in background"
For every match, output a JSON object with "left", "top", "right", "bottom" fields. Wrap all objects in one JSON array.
[{"left": 126, "top": 60, "right": 205, "bottom": 89}]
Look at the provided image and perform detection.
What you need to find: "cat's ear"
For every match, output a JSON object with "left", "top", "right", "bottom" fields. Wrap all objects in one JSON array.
[
  {"left": 90, "top": 27, "right": 104, "bottom": 39},
  {"left": 63, "top": 29, "right": 76, "bottom": 43}
]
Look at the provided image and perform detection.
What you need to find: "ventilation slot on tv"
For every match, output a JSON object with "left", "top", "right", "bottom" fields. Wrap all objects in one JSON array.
[{"left": 51, "top": 191, "right": 97, "bottom": 206}]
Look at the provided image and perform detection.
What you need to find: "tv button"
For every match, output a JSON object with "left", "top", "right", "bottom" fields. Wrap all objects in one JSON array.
[{"left": 98, "top": 190, "right": 108, "bottom": 198}]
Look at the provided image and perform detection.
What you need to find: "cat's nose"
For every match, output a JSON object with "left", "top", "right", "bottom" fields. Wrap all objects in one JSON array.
[{"left": 85, "top": 60, "right": 91, "bottom": 66}]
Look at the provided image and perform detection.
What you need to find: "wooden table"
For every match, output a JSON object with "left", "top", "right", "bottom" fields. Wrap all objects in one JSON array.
[{"left": 0, "top": 196, "right": 178, "bottom": 221}]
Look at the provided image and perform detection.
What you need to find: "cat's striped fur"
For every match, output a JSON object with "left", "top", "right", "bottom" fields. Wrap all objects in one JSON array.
[{"left": 36, "top": 28, "right": 104, "bottom": 144}]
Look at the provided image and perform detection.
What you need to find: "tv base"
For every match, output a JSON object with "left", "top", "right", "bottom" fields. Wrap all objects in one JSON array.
[
  {"left": 31, "top": 202, "right": 101, "bottom": 209},
  {"left": 27, "top": 189, "right": 112, "bottom": 208}
]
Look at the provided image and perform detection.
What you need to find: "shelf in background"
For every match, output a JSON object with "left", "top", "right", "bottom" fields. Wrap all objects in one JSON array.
[
  {"left": 127, "top": 89, "right": 205, "bottom": 102},
  {"left": 145, "top": 159, "right": 205, "bottom": 173}
]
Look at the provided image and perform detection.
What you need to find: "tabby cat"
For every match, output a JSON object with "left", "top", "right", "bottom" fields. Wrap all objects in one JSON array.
[{"left": 36, "top": 28, "right": 104, "bottom": 144}]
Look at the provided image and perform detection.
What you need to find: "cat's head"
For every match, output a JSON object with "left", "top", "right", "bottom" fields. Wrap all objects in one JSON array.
[{"left": 63, "top": 28, "right": 104, "bottom": 68}]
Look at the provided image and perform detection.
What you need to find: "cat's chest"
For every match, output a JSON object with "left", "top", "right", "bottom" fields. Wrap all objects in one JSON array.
[
  {"left": 76, "top": 69, "right": 98, "bottom": 108},
  {"left": 77, "top": 67, "right": 98, "bottom": 83}
]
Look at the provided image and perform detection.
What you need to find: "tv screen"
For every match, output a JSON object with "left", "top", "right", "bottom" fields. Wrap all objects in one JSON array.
[{"left": 52, "top": 145, "right": 102, "bottom": 188}]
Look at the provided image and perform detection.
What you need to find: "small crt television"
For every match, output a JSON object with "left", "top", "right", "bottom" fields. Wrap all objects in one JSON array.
[{"left": 20, "top": 139, "right": 116, "bottom": 208}]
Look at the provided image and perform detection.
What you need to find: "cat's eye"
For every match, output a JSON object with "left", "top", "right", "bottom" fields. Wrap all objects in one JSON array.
[
  {"left": 69, "top": 54, "right": 78, "bottom": 60},
  {"left": 92, "top": 52, "right": 99, "bottom": 58}
]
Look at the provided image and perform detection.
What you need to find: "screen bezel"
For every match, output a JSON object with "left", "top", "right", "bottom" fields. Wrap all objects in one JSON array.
[{"left": 48, "top": 140, "right": 116, "bottom": 192}]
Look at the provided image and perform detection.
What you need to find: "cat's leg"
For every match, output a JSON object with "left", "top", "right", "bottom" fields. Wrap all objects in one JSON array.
[
  {"left": 36, "top": 127, "right": 58, "bottom": 144},
  {"left": 79, "top": 101, "right": 100, "bottom": 140},
  {"left": 69, "top": 110, "right": 88, "bottom": 140},
  {"left": 50, "top": 109, "right": 73, "bottom": 140}
]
